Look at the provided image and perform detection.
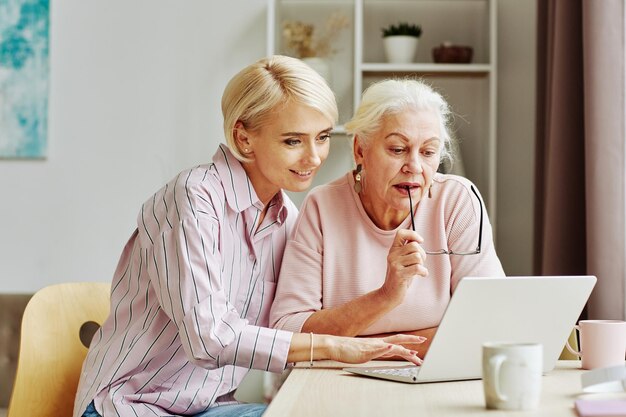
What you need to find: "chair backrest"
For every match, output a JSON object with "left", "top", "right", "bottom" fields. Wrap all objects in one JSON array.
[
  {"left": 8, "top": 282, "right": 110, "bottom": 417},
  {"left": 559, "top": 328, "right": 580, "bottom": 360}
]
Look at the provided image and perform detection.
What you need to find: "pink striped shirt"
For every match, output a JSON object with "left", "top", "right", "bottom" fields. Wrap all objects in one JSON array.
[
  {"left": 74, "top": 144, "right": 294, "bottom": 417},
  {"left": 270, "top": 172, "right": 505, "bottom": 335}
]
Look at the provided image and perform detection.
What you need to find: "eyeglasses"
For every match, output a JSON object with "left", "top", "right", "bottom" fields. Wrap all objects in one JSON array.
[{"left": 407, "top": 184, "right": 483, "bottom": 256}]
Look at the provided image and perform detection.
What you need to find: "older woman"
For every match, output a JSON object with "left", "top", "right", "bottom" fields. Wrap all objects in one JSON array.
[
  {"left": 270, "top": 78, "right": 505, "bottom": 358},
  {"left": 74, "top": 59, "right": 423, "bottom": 417}
]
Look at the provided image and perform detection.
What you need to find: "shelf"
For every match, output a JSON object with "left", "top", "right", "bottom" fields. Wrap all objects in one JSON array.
[
  {"left": 270, "top": 0, "right": 497, "bottom": 224},
  {"left": 361, "top": 63, "right": 492, "bottom": 74},
  {"left": 332, "top": 125, "right": 347, "bottom": 135},
  {"left": 280, "top": 0, "right": 352, "bottom": 3}
]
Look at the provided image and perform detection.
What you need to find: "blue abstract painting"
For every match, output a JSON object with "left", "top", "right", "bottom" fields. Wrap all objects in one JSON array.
[{"left": 0, "top": 0, "right": 49, "bottom": 158}]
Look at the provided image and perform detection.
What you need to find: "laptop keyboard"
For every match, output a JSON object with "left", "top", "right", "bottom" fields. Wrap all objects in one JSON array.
[
  {"left": 367, "top": 368, "right": 417, "bottom": 377},
  {"left": 343, "top": 365, "right": 421, "bottom": 383},
  {"left": 365, "top": 367, "right": 420, "bottom": 381}
]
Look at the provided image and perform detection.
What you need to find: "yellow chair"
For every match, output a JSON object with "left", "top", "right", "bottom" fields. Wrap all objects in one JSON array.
[
  {"left": 559, "top": 328, "right": 580, "bottom": 360},
  {"left": 8, "top": 282, "right": 110, "bottom": 417}
]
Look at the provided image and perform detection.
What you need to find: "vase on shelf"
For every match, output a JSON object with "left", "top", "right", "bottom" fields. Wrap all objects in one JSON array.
[
  {"left": 383, "top": 36, "right": 419, "bottom": 63},
  {"left": 301, "top": 57, "right": 332, "bottom": 87}
]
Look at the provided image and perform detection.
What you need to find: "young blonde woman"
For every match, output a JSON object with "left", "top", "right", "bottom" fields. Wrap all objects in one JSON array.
[{"left": 73, "top": 57, "right": 423, "bottom": 417}]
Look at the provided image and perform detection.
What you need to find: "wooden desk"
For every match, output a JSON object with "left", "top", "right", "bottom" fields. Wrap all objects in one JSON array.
[{"left": 264, "top": 360, "right": 625, "bottom": 416}]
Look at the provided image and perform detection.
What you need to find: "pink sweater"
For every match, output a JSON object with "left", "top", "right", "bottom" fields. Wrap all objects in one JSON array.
[{"left": 270, "top": 172, "right": 504, "bottom": 335}]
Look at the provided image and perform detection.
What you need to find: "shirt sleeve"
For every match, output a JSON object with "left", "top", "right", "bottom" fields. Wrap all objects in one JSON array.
[
  {"left": 447, "top": 183, "right": 505, "bottom": 292},
  {"left": 141, "top": 180, "right": 292, "bottom": 373}
]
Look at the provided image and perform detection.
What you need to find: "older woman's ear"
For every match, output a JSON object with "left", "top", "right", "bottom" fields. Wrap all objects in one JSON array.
[{"left": 353, "top": 136, "right": 365, "bottom": 165}]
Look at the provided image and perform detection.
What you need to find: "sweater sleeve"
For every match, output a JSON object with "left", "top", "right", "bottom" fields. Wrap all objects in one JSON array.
[
  {"left": 447, "top": 183, "right": 505, "bottom": 291},
  {"left": 270, "top": 241, "right": 323, "bottom": 331},
  {"left": 270, "top": 196, "right": 325, "bottom": 332}
]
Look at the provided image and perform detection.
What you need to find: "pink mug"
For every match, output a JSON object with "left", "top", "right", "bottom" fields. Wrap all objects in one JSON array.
[{"left": 566, "top": 320, "right": 626, "bottom": 370}]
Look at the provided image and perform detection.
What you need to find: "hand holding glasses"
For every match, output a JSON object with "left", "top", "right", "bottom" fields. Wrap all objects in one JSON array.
[{"left": 406, "top": 184, "right": 482, "bottom": 256}]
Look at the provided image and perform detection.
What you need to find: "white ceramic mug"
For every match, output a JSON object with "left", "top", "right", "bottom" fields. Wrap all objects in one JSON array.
[
  {"left": 482, "top": 342, "right": 543, "bottom": 410},
  {"left": 566, "top": 320, "right": 626, "bottom": 370}
]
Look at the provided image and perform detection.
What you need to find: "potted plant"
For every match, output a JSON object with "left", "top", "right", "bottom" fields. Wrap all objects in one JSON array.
[
  {"left": 381, "top": 22, "right": 422, "bottom": 63},
  {"left": 282, "top": 12, "right": 349, "bottom": 86}
]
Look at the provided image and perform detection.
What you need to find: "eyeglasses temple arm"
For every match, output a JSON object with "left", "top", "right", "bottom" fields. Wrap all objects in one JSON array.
[{"left": 470, "top": 185, "right": 483, "bottom": 253}]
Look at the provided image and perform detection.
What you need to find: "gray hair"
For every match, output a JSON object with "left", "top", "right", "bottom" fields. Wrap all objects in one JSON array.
[
  {"left": 222, "top": 55, "right": 338, "bottom": 162},
  {"left": 344, "top": 78, "right": 454, "bottom": 165}
]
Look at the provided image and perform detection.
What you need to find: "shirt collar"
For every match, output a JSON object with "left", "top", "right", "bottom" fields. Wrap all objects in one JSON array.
[{"left": 212, "top": 144, "right": 290, "bottom": 223}]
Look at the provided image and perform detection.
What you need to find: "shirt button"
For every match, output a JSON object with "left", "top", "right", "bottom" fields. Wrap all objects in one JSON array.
[{"left": 249, "top": 255, "right": 255, "bottom": 260}]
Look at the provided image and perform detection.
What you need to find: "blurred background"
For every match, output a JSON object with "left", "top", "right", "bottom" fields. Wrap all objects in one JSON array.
[{"left": 0, "top": 0, "right": 536, "bottom": 292}]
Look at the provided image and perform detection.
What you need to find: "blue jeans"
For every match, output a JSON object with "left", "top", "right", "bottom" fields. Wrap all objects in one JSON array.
[
  {"left": 193, "top": 403, "right": 267, "bottom": 417},
  {"left": 81, "top": 402, "right": 102, "bottom": 417},
  {"left": 82, "top": 401, "right": 266, "bottom": 417}
]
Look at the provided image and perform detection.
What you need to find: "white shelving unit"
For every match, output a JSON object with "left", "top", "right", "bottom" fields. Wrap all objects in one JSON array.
[
  {"left": 268, "top": 0, "right": 497, "bottom": 222},
  {"left": 267, "top": 0, "right": 356, "bottom": 127}
]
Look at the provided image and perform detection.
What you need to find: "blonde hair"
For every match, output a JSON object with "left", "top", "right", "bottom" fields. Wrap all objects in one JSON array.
[
  {"left": 344, "top": 78, "right": 454, "bottom": 165},
  {"left": 221, "top": 55, "right": 338, "bottom": 162}
]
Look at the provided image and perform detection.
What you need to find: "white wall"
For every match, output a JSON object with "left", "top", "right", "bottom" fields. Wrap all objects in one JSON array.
[
  {"left": 0, "top": 0, "right": 268, "bottom": 292},
  {"left": 0, "top": 0, "right": 536, "bottom": 292}
]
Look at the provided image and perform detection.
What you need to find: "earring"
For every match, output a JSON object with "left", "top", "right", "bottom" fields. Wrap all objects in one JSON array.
[
  {"left": 354, "top": 164, "right": 362, "bottom": 193},
  {"left": 428, "top": 184, "right": 432, "bottom": 198},
  {"left": 244, "top": 148, "right": 249, "bottom": 153}
]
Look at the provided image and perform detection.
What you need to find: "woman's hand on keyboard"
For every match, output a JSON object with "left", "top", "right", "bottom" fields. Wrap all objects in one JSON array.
[
  {"left": 363, "top": 328, "right": 437, "bottom": 360},
  {"left": 326, "top": 334, "right": 425, "bottom": 365}
]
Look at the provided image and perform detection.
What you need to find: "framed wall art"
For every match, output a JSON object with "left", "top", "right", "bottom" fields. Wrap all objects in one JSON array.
[{"left": 0, "top": 0, "right": 50, "bottom": 159}]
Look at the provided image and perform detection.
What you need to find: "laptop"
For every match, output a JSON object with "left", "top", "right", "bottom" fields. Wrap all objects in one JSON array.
[{"left": 344, "top": 275, "right": 596, "bottom": 384}]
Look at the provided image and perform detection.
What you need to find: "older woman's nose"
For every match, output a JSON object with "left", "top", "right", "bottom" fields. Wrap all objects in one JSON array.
[{"left": 404, "top": 153, "right": 424, "bottom": 173}]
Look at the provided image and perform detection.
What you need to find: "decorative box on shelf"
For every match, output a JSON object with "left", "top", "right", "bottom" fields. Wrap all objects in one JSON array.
[{"left": 432, "top": 42, "right": 473, "bottom": 64}]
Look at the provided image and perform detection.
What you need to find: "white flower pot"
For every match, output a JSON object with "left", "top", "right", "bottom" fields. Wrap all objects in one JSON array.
[
  {"left": 301, "top": 57, "right": 332, "bottom": 87},
  {"left": 383, "top": 36, "right": 419, "bottom": 63}
]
